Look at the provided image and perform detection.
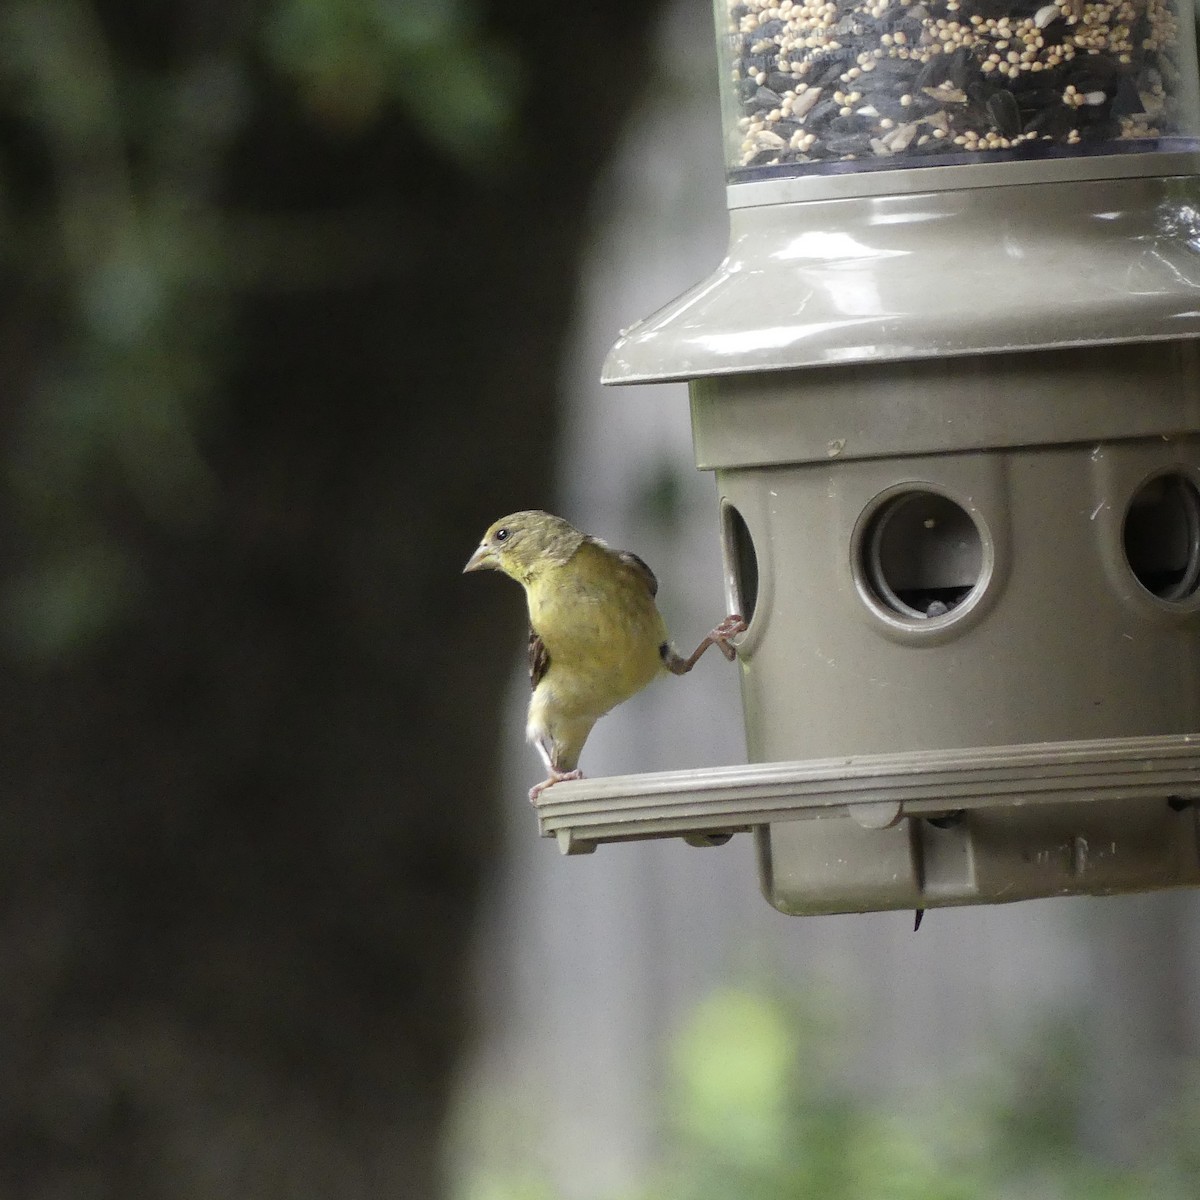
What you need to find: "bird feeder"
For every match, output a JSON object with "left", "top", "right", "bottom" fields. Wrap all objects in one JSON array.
[{"left": 537, "top": 0, "right": 1200, "bottom": 917}]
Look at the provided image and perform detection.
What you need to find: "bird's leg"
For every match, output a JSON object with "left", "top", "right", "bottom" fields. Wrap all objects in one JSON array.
[
  {"left": 664, "top": 614, "right": 747, "bottom": 676},
  {"left": 529, "top": 769, "right": 584, "bottom": 805}
]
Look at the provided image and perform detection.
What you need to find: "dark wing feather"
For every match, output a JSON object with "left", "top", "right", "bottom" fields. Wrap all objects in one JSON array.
[
  {"left": 529, "top": 628, "right": 550, "bottom": 690},
  {"left": 616, "top": 550, "right": 659, "bottom": 598}
]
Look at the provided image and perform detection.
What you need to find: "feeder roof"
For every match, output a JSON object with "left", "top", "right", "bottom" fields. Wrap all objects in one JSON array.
[{"left": 602, "top": 156, "right": 1200, "bottom": 384}]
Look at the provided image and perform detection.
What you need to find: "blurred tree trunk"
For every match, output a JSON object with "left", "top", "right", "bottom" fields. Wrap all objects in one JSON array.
[{"left": 0, "top": 1, "right": 671, "bottom": 1196}]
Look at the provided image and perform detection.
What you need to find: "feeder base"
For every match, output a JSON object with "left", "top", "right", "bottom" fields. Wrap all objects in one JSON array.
[{"left": 533, "top": 734, "right": 1200, "bottom": 915}]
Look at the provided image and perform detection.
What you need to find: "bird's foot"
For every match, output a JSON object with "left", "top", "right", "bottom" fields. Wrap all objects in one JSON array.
[
  {"left": 529, "top": 769, "right": 584, "bottom": 804},
  {"left": 667, "top": 614, "right": 749, "bottom": 675},
  {"left": 710, "top": 614, "right": 748, "bottom": 660}
]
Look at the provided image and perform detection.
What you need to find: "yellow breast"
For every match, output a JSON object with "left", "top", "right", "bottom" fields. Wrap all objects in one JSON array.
[{"left": 526, "top": 541, "right": 667, "bottom": 718}]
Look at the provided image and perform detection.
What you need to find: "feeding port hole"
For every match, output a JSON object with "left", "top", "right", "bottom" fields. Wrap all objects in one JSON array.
[
  {"left": 859, "top": 490, "right": 984, "bottom": 621},
  {"left": 722, "top": 502, "right": 759, "bottom": 626},
  {"left": 1123, "top": 473, "right": 1200, "bottom": 603}
]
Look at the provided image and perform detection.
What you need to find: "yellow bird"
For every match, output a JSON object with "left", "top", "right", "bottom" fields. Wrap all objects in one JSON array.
[{"left": 464, "top": 510, "right": 746, "bottom": 802}]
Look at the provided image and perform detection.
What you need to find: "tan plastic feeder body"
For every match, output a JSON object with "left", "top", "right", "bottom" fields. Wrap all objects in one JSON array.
[{"left": 538, "top": 0, "right": 1200, "bottom": 916}]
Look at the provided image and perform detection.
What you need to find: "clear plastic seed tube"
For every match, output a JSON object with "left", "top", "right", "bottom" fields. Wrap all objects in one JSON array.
[{"left": 718, "top": 0, "right": 1200, "bottom": 177}]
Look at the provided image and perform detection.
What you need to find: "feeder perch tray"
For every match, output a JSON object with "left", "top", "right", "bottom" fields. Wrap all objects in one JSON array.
[{"left": 535, "top": 734, "right": 1200, "bottom": 915}]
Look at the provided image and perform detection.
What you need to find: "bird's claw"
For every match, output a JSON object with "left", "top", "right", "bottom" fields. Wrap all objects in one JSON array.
[
  {"left": 710, "top": 613, "right": 747, "bottom": 660},
  {"left": 529, "top": 768, "right": 584, "bottom": 805}
]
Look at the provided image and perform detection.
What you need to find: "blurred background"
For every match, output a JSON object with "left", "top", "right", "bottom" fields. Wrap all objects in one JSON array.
[{"left": 2, "top": 0, "right": 1199, "bottom": 1197}]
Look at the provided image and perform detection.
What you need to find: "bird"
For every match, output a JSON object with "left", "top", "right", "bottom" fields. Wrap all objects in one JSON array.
[{"left": 463, "top": 510, "right": 746, "bottom": 802}]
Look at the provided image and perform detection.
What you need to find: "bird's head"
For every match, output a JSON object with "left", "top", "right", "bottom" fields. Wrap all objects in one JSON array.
[{"left": 463, "top": 511, "right": 585, "bottom": 582}]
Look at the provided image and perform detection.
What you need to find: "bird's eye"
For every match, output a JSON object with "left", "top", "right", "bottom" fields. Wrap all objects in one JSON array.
[{"left": 495, "top": 528, "right": 510, "bottom": 542}]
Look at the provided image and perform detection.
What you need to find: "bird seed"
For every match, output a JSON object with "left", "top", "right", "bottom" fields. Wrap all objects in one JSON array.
[{"left": 722, "top": 0, "right": 1194, "bottom": 176}]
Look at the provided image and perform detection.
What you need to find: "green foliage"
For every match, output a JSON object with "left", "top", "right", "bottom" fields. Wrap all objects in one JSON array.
[
  {"left": 263, "top": 0, "right": 520, "bottom": 164},
  {"left": 0, "top": 0, "right": 229, "bottom": 658},
  {"left": 459, "top": 986, "right": 1200, "bottom": 1200},
  {"left": 0, "top": 0, "right": 523, "bottom": 660},
  {"left": 639, "top": 988, "right": 1200, "bottom": 1200},
  {"left": 641, "top": 988, "right": 982, "bottom": 1200},
  {"left": 3, "top": 538, "right": 141, "bottom": 660}
]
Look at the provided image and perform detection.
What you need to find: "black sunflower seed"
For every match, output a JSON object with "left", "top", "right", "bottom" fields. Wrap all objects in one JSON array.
[{"left": 986, "top": 89, "right": 1022, "bottom": 137}]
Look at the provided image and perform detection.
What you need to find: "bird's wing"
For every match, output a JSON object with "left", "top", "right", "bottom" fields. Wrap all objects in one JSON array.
[
  {"left": 615, "top": 550, "right": 659, "bottom": 598},
  {"left": 529, "top": 628, "right": 551, "bottom": 691}
]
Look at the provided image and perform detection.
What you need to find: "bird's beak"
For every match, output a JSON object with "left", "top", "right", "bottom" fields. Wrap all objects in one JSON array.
[{"left": 463, "top": 543, "right": 494, "bottom": 573}]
